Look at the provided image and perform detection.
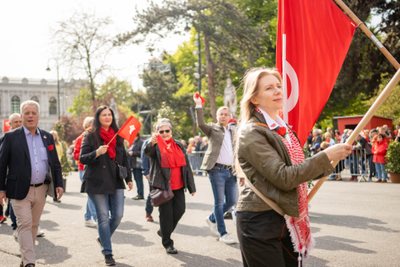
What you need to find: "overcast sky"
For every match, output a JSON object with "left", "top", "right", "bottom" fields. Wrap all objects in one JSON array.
[{"left": 0, "top": 0, "right": 188, "bottom": 89}]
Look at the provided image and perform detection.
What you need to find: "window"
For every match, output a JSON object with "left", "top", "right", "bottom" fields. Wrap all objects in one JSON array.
[
  {"left": 31, "top": 96, "right": 39, "bottom": 104},
  {"left": 49, "top": 97, "right": 57, "bottom": 115},
  {"left": 11, "top": 95, "right": 20, "bottom": 113}
]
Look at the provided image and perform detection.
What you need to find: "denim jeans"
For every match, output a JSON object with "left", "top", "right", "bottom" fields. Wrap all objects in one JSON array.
[
  {"left": 88, "top": 189, "right": 124, "bottom": 255},
  {"left": 145, "top": 180, "right": 153, "bottom": 216},
  {"left": 208, "top": 167, "right": 238, "bottom": 236},
  {"left": 79, "top": 170, "right": 97, "bottom": 221},
  {"left": 132, "top": 168, "right": 144, "bottom": 196},
  {"left": 375, "top": 163, "right": 388, "bottom": 181}
]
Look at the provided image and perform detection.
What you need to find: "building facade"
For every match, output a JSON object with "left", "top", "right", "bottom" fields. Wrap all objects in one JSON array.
[{"left": 0, "top": 76, "right": 85, "bottom": 134}]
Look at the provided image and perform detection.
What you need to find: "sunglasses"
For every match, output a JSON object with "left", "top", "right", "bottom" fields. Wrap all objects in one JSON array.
[{"left": 158, "top": 129, "right": 171, "bottom": 134}]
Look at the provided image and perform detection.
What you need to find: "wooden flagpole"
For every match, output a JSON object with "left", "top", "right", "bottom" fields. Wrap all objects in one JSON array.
[
  {"left": 308, "top": 68, "right": 400, "bottom": 202},
  {"left": 107, "top": 127, "right": 123, "bottom": 146},
  {"left": 308, "top": 1, "right": 399, "bottom": 202},
  {"left": 334, "top": 0, "right": 399, "bottom": 70},
  {"left": 106, "top": 132, "right": 119, "bottom": 146}
]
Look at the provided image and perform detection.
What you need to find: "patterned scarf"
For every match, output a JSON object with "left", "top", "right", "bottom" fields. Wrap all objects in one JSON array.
[{"left": 280, "top": 129, "right": 313, "bottom": 256}]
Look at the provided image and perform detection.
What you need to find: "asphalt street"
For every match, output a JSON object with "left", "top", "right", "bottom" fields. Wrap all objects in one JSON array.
[{"left": 1, "top": 172, "right": 399, "bottom": 267}]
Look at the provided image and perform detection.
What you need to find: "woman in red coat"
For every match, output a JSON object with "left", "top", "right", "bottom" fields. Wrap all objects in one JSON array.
[{"left": 372, "top": 134, "right": 389, "bottom": 182}]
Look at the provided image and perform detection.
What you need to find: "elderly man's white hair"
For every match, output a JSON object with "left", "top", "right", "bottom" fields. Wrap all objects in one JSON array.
[
  {"left": 20, "top": 100, "right": 40, "bottom": 114},
  {"left": 8, "top": 113, "right": 21, "bottom": 121}
]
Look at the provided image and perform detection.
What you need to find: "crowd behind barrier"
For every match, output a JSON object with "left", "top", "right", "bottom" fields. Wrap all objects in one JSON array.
[
  {"left": 187, "top": 151, "right": 207, "bottom": 175},
  {"left": 331, "top": 148, "right": 371, "bottom": 182}
]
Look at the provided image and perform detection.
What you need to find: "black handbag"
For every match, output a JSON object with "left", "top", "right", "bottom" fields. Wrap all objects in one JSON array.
[
  {"left": 116, "top": 163, "right": 128, "bottom": 180},
  {"left": 150, "top": 186, "right": 174, "bottom": 207}
]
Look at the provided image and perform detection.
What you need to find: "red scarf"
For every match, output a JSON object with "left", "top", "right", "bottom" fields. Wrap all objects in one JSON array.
[
  {"left": 280, "top": 129, "right": 313, "bottom": 257},
  {"left": 99, "top": 127, "right": 117, "bottom": 160},
  {"left": 157, "top": 136, "right": 186, "bottom": 168}
]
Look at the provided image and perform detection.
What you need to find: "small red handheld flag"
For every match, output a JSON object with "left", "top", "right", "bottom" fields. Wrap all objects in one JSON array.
[
  {"left": 2, "top": 119, "right": 10, "bottom": 133},
  {"left": 194, "top": 92, "right": 206, "bottom": 105},
  {"left": 118, "top": 116, "right": 141, "bottom": 146}
]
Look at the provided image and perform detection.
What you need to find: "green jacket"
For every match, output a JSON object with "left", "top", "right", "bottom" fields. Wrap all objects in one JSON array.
[
  {"left": 237, "top": 111, "right": 333, "bottom": 217},
  {"left": 195, "top": 107, "right": 236, "bottom": 171}
]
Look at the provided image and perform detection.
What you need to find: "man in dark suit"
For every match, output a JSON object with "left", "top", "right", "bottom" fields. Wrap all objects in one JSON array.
[
  {"left": 0, "top": 100, "right": 64, "bottom": 267},
  {"left": 0, "top": 113, "right": 22, "bottom": 231}
]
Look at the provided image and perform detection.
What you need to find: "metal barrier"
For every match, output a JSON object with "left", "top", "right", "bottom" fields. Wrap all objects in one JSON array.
[
  {"left": 330, "top": 148, "right": 373, "bottom": 182},
  {"left": 187, "top": 151, "right": 206, "bottom": 175},
  {"left": 189, "top": 148, "right": 375, "bottom": 181}
]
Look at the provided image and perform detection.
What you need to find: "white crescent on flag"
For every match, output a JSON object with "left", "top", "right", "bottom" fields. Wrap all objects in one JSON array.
[{"left": 129, "top": 125, "right": 136, "bottom": 135}]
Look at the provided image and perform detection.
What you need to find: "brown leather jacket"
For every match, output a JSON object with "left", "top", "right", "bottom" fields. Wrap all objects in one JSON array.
[{"left": 237, "top": 112, "right": 333, "bottom": 217}]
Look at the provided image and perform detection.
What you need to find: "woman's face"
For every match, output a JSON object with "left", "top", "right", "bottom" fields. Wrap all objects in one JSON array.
[
  {"left": 158, "top": 125, "right": 172, "bottom": 141},
  {"left": 251, "top": 74, "right": 283, "bottom": 114},
  {"left": 99, "top": 108, "right": 113, "bottom": 128}
]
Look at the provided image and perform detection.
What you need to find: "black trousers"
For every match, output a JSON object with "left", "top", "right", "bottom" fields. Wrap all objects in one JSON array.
[
  {"left": 236, "top": 210, "right": 301, "bottom": 267},
  {"left": 159, "top": 188, "right": 185, "bottom": 248}
]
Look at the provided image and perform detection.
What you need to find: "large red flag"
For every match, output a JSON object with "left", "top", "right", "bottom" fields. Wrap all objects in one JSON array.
[
  {"left": 2, "top": 119, "right": 10, "bottom": 133},
  {"left": 277, "top": 0, "right": 356, "bottom": 145},
  {"left": 117, "top": 116, "right": 141, "bottom": 146}
]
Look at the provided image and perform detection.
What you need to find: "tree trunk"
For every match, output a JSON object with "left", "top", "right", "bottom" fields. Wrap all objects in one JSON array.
[
  {"left": 204, "top": 33, "right": 217, "bottom": 122},
  {"left": 86, "top": 55, "right": 97, "bottom": 112}
]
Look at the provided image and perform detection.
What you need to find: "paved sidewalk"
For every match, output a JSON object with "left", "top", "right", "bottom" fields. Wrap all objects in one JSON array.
[{"left": 1, "top": 172, "right": 400, "bottom": 266}]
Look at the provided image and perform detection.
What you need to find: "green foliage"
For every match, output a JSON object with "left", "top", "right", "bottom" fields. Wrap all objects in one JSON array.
[
  {"left": 69, "top": 77, "right": 136, "bottom": 127},
  {"left": 97, "top": 77, "right": 134, "bottom": 107},
  {"left": 319, "top": 1, "right": 399, "bottom": 125},
  {"left": 117, "top": 0, "right": 275, "bottom": 120},
  {"left": 366, "top": 74, "right": 400, "bottom": 125},
  {"left": 60, "top": 141, "right": 72, "bottom": 178},
  {"left": 386, "top": 141, "right": 400, "bottom": 173},
  {"left": 68, "top": 87, "right": 93, "bottom": 116}
]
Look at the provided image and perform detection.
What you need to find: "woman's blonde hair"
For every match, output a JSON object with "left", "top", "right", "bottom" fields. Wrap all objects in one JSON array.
[{"left": 239, "top": 67, "right": 282, "bottom": 125}]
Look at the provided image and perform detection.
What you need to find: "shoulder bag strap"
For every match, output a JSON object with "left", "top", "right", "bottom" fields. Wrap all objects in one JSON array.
[{"left": 237, "top": 122, "right": 285, "bottom": 216}]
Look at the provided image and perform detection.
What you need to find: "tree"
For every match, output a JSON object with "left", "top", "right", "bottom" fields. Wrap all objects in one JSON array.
[
  {"left": 53, "top": 12, "right": 115, "bottom": 111},
  {"left": 367, "top": 74, "right": 400, "bottom": 125},
  {"left": 68, "top": 87, "right": 93, "bottom": 116},
  {"left": 68, "top": 77, "right": 136, "bottom": 129},
  {"left": 140, "top": 57, "right": 179, "bottom": 111},
  {"left": 54, "top": 115, "right": 83, "bottom": 144},
  {"left": 117, "top": 0, "right": 270, "bottom": 120}
]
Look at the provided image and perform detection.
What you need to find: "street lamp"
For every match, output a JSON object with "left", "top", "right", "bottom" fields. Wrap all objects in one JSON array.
[{"left": 46, "top": 61, "right": 61, "bottom": 120}]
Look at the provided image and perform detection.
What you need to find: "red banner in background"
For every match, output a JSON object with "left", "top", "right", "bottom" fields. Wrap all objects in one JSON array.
[
  {"left": 118, "top": 116, "right": 141, "bottom": 146},
  {"left": 2, "top": 119, "right": 10, "bottom": 133},
  {"left": 276, "top": 0, "right": 356, "bottom": 145}
]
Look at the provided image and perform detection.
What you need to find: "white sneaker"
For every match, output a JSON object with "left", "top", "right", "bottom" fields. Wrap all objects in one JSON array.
[
  {"left": 205, "top": 218, "right": 219, "bottom": 236},
  {"left": 36, "top": 227, "right": 45, "bottom": 237},
  {"left": 219, "top": 233, "right": 237, "bottom": 244},
  {"left": 85, "top": 219, "right": 97, "bottom": 228}
]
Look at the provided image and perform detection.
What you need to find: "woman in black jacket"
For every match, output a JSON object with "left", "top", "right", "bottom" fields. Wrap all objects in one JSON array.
[
  {"left": 145, "top": 118, "right": 196, "bottom": 255},
  {"left": 80, "top": 105, "right": 133, "bottom": 266}
]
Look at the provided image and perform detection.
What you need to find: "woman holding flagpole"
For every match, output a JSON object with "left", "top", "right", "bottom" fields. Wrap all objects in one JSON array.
[
  {"left": 235, "top": 68, "right": 352, "bottom": 267},
  {"left": 145, "top": 118, "right": 196, "bottom": 255},
  {"left": 80, "top": 105, "right": 133, "bottom": 266}
]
